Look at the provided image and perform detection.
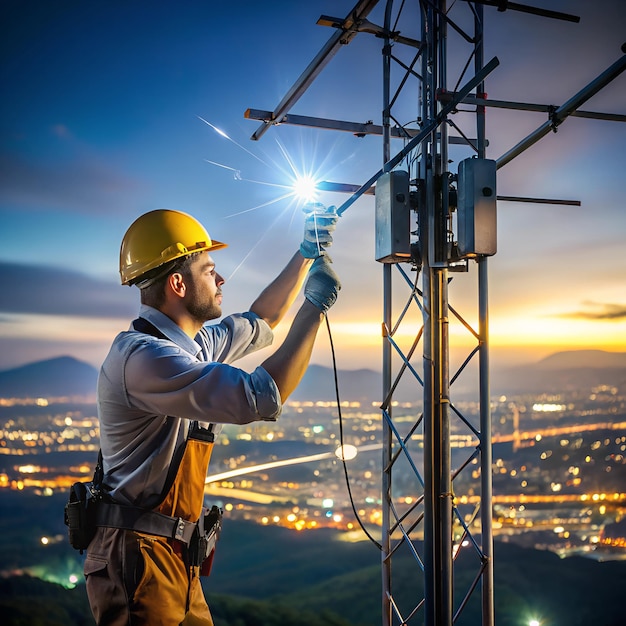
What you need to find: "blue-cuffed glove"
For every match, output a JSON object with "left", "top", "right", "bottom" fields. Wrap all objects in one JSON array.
[
  {"left": 299, "top": 204, "right": 338, "bottom": 259},
  {"left": 304, "top": 256, "right": 341, "bottom": 313}
]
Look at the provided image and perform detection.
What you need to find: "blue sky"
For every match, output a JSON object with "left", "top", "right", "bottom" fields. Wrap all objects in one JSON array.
[{"left": 1, "top": 0, "right": 625, "bottom": 372}]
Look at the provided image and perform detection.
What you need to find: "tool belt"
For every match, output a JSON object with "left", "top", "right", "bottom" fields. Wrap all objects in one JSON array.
[
  {"left": 96, "top": 501, "right": 197, "bottom": 544},
  {"left": 97, "top": 501, "right": 222, "bottom": 566},
  {"left": 65, "top": 482, "right": 222, "bottom": 571}
]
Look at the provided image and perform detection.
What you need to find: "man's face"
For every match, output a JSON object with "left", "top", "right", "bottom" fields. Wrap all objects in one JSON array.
[{"left": 183, "top": 252, "right": 224, "bottom": 323}]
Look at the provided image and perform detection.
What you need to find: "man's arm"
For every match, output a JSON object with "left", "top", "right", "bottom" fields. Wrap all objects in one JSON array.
[
  {"left": 249, "top": 252, "right": 312, "bottom": 329},
  {"left": 261, "top": 255, "right": 341, "bottom": 402},
  {"left": 260, "top": 300, "right": 323, "bottom": 402}
]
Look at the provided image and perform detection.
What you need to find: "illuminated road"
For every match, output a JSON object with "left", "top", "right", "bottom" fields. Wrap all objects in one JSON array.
[
  {"left": 204, "top": 419, "right": 626, "bottom": 484},
  {"left": 492, "top": 421, "right": 626, "bottom": 444},
  {"left": 205, "top": 443, "right": 382, "bottom": 484},
  {"left": 459, "top": 493, "right": 626, "bottom": 505}
]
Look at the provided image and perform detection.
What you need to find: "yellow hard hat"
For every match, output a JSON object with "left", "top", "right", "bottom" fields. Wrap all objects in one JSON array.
[{"left": 119, "top": 209, "right": 227, "bottom": 285}]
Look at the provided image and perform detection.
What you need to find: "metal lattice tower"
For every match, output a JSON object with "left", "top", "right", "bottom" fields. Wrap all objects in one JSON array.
[{"left": 245, "top": 2, "right": 626, "bottom": 625}]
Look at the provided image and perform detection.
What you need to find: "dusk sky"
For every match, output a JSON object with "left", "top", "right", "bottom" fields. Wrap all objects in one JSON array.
[{"left": 1, "top": 0, "right": 625, "bottom": 375}]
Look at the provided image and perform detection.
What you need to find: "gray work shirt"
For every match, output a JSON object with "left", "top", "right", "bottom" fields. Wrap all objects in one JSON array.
[{"left": 97, "top": 304, "right": 280, "bottom": 507}]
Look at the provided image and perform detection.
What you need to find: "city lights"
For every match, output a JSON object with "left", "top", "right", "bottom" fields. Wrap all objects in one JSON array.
[
  {"left": 1, "top": 388, "right": 625, "bottom": 568},
  {"left": 533, "top": 403, "right": 567, "bottom": 412}
]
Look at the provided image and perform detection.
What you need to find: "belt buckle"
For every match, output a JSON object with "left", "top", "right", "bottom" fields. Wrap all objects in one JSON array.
[{"left": 174, "top": 517, "right": 187, "bottom": 542}]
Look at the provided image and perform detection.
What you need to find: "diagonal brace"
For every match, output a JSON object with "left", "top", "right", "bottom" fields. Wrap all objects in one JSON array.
[{"left": 336, "top": 56, "right": 500, "bottom": 215}]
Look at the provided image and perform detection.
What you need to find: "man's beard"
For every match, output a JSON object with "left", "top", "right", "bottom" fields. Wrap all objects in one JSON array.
[
  {"left": 186, "top": 298, "right": 221, "bottom": 323},
  {"left": 185, "top": 280, "right": 222, "bottom": 323}
]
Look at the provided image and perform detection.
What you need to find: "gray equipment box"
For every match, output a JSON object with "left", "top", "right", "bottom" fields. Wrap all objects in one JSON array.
[
  {"left": 457, "top": 158, "right": 497, "bottom": 257},
  {"left": 375, "top": 170, "right": 411, "bottom": 263}
]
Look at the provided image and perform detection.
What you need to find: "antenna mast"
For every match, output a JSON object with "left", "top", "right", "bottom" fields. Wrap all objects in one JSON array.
[{"left": 246, "top": 1, "right": 625, "bottom": 624}]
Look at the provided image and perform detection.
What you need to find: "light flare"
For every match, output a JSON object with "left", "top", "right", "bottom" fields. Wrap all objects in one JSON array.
[
  {"left": 292, "top": 174, "right": 319, "bottom": 203},
  {"left": 200, "top": 116, "right": 335, "bottom": 214},
  {"left": 199, "top": 118, "right": 343, "bottom": 280}
]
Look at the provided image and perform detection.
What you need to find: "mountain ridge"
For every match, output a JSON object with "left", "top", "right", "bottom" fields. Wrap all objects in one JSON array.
[
  {"left": 0, "top": 350, "right": 624, "bottom": 400},
  {"left": 0, "top": 356, "right": 98, "bottom": 399},
  {"left": 535, "top": 349, "right": 626, "bottom": 370}
]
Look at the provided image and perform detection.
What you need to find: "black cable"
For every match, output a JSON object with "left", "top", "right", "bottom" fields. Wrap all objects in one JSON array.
[{"left": 324, "top": 314, "right": 383, "bottom": 551}]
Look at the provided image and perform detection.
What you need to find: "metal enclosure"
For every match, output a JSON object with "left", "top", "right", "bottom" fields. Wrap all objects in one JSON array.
[
  {"left": 245, "top": 1, "right": 626, "bottom": 624},
  {"left": 375, "top": 171, "right": 412, "bottom": 263},
  {"left": 457, "top": 158, "right": 497, "bottom": 258}
]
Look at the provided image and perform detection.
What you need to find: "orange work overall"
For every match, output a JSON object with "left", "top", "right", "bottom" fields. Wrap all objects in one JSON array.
[{"left": 85, "top": 427, "right": 215, "bottom": 626}]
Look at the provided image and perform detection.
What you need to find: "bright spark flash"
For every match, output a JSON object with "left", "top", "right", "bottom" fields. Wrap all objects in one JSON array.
[
  {"left": 199, "top": 119, "right": 344, "bottom": 281},
  {"left": 200, "top": 117, "right": 338, "bottom": 215},
  {"left": 201, "top": 117, "right": 324, "bottom": 217},
  {"left": 205, "top": 444, "right": 381, "bottom": 484},
  {"left": 292, "top": 174, "right": 319, "bottom": 203},
  {"left": 274, "top": 138, "right": 324, "bottom": 206}
]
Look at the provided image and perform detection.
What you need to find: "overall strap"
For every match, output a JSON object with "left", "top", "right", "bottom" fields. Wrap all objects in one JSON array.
[
  {"left": 93, "top": 448, "right": 104, "bottom": 489},
  {"left": 132, "top": 316, "right": 168, "bottom": 339},
  {"left": 130, "top": 316, "right": 215, "bottom": 510}
]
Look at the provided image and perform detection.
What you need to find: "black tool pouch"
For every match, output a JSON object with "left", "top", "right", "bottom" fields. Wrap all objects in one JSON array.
[
  {"left": 65, "top": 450, "right": 103, "bottom": 553},
  {"left": 189, "top": 505, "right": 223, "bottom": 574},
  {"left": 64, "top": 481, "right": 100, "bottom": 553}
]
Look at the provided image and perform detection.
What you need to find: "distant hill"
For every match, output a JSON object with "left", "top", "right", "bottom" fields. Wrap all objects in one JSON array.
[
  {"left": 536, "top": 349, "right": 626, "bottom": 370},
  {"left": 493, "top": 349, "right": 626, "bottom": 395},
  {"left": 0, "top": 356, "right": 98, "bottom": 399},
  {"left": 296, "top": 352, "right": 626, "bottom": 401},
  {"left": 292, "top": 364, "right": 381, "bottom": 402},
  {"left": 0, "top": 349, "right": 624, "bottom": 401}
]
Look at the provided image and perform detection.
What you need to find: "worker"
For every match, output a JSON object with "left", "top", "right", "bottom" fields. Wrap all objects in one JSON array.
[{"left": 83, "top": 207, "right": 340, "bottom": 625}]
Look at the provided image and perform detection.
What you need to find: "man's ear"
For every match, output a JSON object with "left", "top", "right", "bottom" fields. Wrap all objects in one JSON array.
[{"left": 168, "top": 272, "right": 186, "bottom": 298}]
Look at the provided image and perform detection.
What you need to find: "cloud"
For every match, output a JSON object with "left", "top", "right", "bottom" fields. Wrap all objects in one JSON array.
[
  {"left": 0, "top": 152, "right": 145, "bottom": 215},
  {"left": 0, "top": 262, "right": 136, "bottom": 318},
  {"left": 556, "top": 302, "right": 626, "bottom": 321}
]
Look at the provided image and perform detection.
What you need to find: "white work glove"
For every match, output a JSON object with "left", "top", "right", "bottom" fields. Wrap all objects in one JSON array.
[
  {"left": 299, "top": 204, "right": 338, "bottom": 259},
  {"left": 304, "top": 256, "right": 341, "bottom": 313}
]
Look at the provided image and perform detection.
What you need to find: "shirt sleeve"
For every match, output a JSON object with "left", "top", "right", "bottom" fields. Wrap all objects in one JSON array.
[
  {"left": 124, "top": 339, "right": 282, "bottom": 424},
  {"left": 199, "top": 312, "right": 274, "bottom": 364}
]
